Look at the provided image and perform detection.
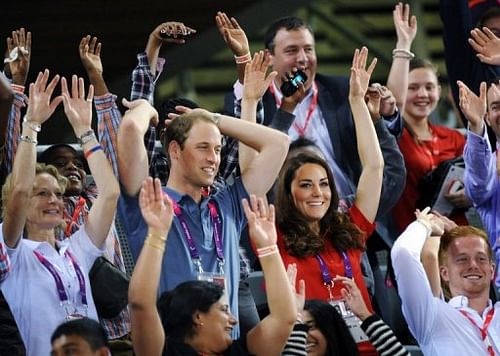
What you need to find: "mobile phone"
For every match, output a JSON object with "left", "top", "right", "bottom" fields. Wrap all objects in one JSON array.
[
  {"left": 159, "top": 28, "right": 193, "bottom": 39},
  {"left": 280, "top": 70, "right": 308, "bottom": 97}
]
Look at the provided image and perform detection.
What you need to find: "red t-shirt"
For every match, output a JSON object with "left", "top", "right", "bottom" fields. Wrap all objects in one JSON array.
[
  {"left": 393, "top": 125, "right": 466, "bottom": 232},
  {"left": 277, "top": 204, "right": 377, "bottom": 355}
]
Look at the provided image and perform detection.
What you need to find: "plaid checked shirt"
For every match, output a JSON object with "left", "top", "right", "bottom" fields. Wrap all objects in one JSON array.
[{"left": 0, "top": 242, "right": 10, "bottom": 283}]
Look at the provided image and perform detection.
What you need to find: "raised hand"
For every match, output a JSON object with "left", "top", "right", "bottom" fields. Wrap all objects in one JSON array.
[
  {"left": 349, "top": 47, "right": 377, "bottom": 98},
  {"left": 457, "top": 80, "right": 487, "bottom": 134},
  {"left": 334, "top": 275, "right": 371, "bottom": 321},
  {"left": 242, "top": 195, "right": 277, "bottom": 249},
  {"left": 26, "top": 69, "right": 62, "bottom": 124},
  {"left": 151, "top": 21, "right": 196, "bottom": 45},
  {"left": 286, "top": 263, "right": 306, "bottom": 318},
  {"left": 215, "top": 11, "right": 249, "bottom": 56},
  {"left": 415, "top": 207, "right": 445, "bottom": 237},
  {"left": 393, "top": 2, "right": 417, "bottom": 50},
  {"left": 242, "top": 51, "right": 277, "bottom": 101},
  {"left": 469, "top": 27, "right": 500, "bottom": 65},
  {"left": 79, "top": 35, "right": 103, "bottom": 75},
  {"left": 6, "top": 28, "right": 31, "bottom": 85},
  {"left": 60, "top": 75, "right": 94, "bottom": 137},
  {"left": 121, "top": 98, "right": 159, "bottom": 134},
  {"left": 139, "top": 177, "right": 174, "bottom": 237}
]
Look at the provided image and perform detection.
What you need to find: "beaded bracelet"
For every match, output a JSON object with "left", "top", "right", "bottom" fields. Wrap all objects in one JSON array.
[
  {"left": 234, "top": 52, "right": 251, "bottom": 64},
  {"left": 84, "top": 144, "right": 103, "bottom": 159}
]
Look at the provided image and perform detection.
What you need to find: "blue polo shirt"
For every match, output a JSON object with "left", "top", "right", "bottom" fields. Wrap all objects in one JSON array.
[{"left": 119, "top": 178, "right": 249, "bottom": 337}]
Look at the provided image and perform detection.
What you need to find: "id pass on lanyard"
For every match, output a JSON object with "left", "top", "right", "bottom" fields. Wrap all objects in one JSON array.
[
  {"left": 315, "top": 252, "right": 369, "bottom": 343},
  {"left": 33, "top": 250, "right": 88, "bottom": 321},
  {"left": 173, "top": 200, "right": 227, "bottom": 290}
]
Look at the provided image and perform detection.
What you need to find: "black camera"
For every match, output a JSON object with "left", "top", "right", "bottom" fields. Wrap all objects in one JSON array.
[{"left": 280, "top": 70, "right": 308, "bottom": 97}]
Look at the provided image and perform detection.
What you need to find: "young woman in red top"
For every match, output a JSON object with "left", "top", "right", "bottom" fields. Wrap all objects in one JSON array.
[{"left": 275, "top": 47, "right": 383, "bottom": 355}]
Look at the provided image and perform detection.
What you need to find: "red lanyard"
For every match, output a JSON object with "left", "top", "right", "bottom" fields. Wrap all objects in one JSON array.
[
  {"left": 269, "top": 81, "right": 319, "bottom": 137},
  {"left": 64, "top": 197, "right": 86, "bottom": 237},
  {"left": 459, "top": 308, "right": 495, "bottom": 356}
]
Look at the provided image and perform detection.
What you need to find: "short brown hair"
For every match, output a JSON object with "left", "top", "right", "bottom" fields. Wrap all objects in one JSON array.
[
  {"left": 2, "top": 163, "right": 68, "bottom": 220},
  {"left": 438, "top": 226, "right": 492, "bottom": 265},
  {"left": 162, "top": 110, "right": 217, "bottom": 157}
]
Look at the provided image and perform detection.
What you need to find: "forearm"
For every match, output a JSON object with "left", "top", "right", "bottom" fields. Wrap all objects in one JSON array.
[
  {"left": 218, "top": 114, "right": 289, "bottom": 157},
  {"left": 145, "top": 35, "right": 162, "bottom": 77},
  {"left": 3, "top": 121, "right": 37, "bottom": 247},
  {"left": 236, "top": 63, "right": 246, "bottom": 84},
  {"left": 350, "top": 96, "right": 384, "bottom": 221},
  {"left": 81, "top": 136, "right": 120, "bottom": 248},
  {"left": 463, "top": 132, "right": 496, "bottom": 201},
  {"left": 248, "top": 252, "right": 296, "bottom": 355},
  {"left": 421, "top": 235, "right": 442, "bottom": 298},
  {"left": 386, "top": 58, "right": 409, "bottom": 112},
  {"left": 129, "top": 231, "right": 166, "bottom": 356},
  {"left": 117, "top": 115, "right": 150, "bottom": 196},
  {"left": 4, "top": 89, "right": 25, "bottom": 174},
  {"left": 85, "top": 69, "right": 108, "bottom": 96},
  {"left": 360, "top": 314, "right": 410, "bottom": 356},
  {"left": 0, "top": 74, "right": 14, "bottom": 144},
  {"left": 238, "top": 98, "right": 259, "bottom": 174},
  {"left": 96, "top": 93, "right": 122, "bottom": 177}
]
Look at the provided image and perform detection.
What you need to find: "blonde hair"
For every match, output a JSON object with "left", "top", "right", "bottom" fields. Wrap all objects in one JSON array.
[{"left": 2, "top": 163, "right": 68, "bottom": 220}]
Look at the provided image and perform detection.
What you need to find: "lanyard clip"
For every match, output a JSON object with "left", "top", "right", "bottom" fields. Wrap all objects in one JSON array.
[
  {"left": 217, "top": 259, "right": 225, "bottom": 275},
  {"left": 325, "top": 281, "right": 335, "bottom": 301},
  {"left": 194, "top": 259, "right": 204, "bottom": 273}
]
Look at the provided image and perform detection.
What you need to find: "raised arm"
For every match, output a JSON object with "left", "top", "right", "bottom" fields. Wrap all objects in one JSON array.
[
  {"left": 216, "top": 11, "right": 250, "bottom": 84},
  {"left": 386, "top": 3, "right": 417, "bottom": 113},
  {"left": 129, "top": 177, "right": 173, "bottom": 356},
  {"left": 221, "top": 109, "right": 289, "bottom": 197},
  {"left": 242, "top": 195, "right": 296, "bottom": 355},
  {"left": 60, "top": 75, "right": 119, "bottom": 248},
  {"left": 79, "top": 35, "right": 108, "bottom": 96},
  {"left": 2, "top": 70, "right": 62, "bottom": 247},
  {"left": 3, "top": 28, "right": 31, "bottom": 173},
  {"left": 117, "top": 99, "right": 159, "bottom": 196},
  {"left": 239, "top": 51, "right": 277, "bottom": 174},
  {"left": 0, "top": 72, "right": 14, "bottom": 149},
  {"left": 349, "top": 47, "right": 384, "bottom": 223}
]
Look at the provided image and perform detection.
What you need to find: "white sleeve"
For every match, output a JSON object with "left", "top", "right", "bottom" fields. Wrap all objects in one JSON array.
[
  {"left": 68, "top": 227, "right": 105, "bottom": 273},
  {"left": 233, "top": 80, "right": 244, "bottom": 101},
  {"left": 391, "top": 221, "right": 439, "bottom": 344}
]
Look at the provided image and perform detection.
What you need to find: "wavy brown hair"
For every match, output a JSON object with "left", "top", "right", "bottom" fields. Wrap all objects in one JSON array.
[{"left": 276, "top": 153, "right": 364, "bottom": 257}]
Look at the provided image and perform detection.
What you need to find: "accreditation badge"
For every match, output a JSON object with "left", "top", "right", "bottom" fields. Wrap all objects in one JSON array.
[
  {"left": 329, "top": 299, "right": 369, "bottom": 343},
  {"left": 197, "top": 271, "right": 227, "bottom": 290}
]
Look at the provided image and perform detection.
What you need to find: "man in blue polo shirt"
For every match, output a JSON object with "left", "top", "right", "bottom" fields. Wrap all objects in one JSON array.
[{"left": 117, "top": 55, "right": 289, "bottom": 337}]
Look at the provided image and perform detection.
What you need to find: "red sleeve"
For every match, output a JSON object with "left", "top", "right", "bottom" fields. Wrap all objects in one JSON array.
[{"left": 348, "top": 204, "right": 376, "bottom": 243}]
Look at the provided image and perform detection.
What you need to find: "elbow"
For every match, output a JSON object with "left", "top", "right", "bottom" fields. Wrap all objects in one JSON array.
[{"left": 275, "top": 132, "right": 290, "bottom": 162}]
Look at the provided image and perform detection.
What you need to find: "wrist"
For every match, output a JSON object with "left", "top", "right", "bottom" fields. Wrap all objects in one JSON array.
[
  {"left": 12, "top": 75, "right": 27, "bottom": 86},
  {"left": 256, "top": 244, "right": 278, "bottom": 259},
  {"left": 234, "top": 52, "right": 251, "bottom": 64},
  {"left": 469, "top": 121, "right": 485, "bottom": 135},
  {"left": 77, "top": 129, "right": 96, "bottom": 145},
  {"left": 280, "top": 99, "right": 298, "bottom": 113},
  {"left": 392, "top": 48, "right": 415, "bottom": 60},
  {"left": 395, "top": 41, "right": 412, "bottom": 51}
]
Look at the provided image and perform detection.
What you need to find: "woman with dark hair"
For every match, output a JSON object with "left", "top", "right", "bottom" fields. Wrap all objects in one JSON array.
[
  {"left": 274, "top": 48, "right": 383, "bottom": 355},
  {"left": 128, "top": 176, "right": 296, "bottom": 356}
]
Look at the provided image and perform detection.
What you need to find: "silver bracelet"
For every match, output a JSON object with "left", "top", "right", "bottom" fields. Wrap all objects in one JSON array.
[
  {"left": 19, "top": 135, "right": 38, "bottom": 144},
  {"left": 392, "top": 48, "right": 415, "bottom": 59},
  {"left": 77, "top": 130, "right": 96, "bottom": 145},
  {"left": 22, "top": 117, "right": 41, "bottom": 132}
]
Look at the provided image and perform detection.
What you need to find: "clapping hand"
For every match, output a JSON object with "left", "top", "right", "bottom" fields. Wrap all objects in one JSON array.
[
  {"left": 469, "top": 27, "right": 500, "bottom": 65},
  {"left": 60, "top": 75, "right": 94, "bottom": 137},
  {"left": 6, "top": 28, "right": 31, "bottom": 86}
]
